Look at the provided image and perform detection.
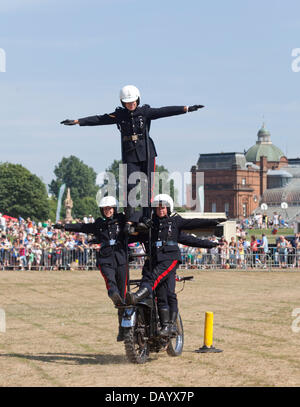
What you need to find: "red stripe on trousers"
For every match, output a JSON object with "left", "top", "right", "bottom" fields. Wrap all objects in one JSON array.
[
  {"left": 98, "top": 265, "right": 110, "bottom": 291},
  {"left": 152, "top": 260, "right": 178, "bottom": 291},
  {"left": 124, "top": 265, "right": 128, "bottom": 297}
]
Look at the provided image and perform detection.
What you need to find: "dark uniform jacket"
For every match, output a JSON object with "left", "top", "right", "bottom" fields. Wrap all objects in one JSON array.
[
  {"left": 177, "top": 231, "right": 219, "bottom": 249},
  {"left": 134, "top": 213, "right": 222, "bottom": 263},
  {"left": 78, "top": 104, "right": 186, "bottom": 163},
  {"left": 64, "top": 214, "right": 128, "bottom": 266}
]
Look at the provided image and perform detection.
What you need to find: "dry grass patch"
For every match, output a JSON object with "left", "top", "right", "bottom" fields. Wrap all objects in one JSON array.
[{"left": 0, "top": 269, "right": 300, "bottom": 386}]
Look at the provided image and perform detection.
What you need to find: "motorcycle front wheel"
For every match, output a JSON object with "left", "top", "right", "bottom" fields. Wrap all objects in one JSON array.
[
  {"left": 167, "top": 312, "right": 184, "bottom": 357},
  {"left": 124, "top": 309, "right": 149, "bottom": 364}
]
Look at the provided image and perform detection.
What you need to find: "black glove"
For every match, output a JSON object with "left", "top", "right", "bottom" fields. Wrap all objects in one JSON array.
[
  {"left": 88, "top": 238, "right": 99, "bottom": 245},
  {"left": 188, "top": 105, "right": 204, "bottom": 112},
  {"left": 60, "top": 119, "right": 76, "bottom": 125},
  {"left": 53, "top": 223, "right": 64, "bottom": 229},
  {"left": 216, "top": 218, "right": 227, "bottom": 223},
  {"left": 210, "top": 218, "right": 227, "bottom": 225},
  {"left": 211, "top": 242, "right": 219, "bottom": 247},
  {"left": 141, "top": 217, "right": 153, "bottom": 228}
]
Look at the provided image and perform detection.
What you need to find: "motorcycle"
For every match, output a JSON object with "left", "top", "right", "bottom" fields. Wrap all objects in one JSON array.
[{"left": 117, "top": 275, "right": 193, "bottom": 364}]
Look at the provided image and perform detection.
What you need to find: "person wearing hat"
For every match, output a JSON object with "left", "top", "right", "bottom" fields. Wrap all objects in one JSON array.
[
  {"left": 60, "top": 85, "right": 204, "bottom": 220},
  {"left": 126, "top": 194, "right": 225, "bottom": 337},
  {"left": 53, "top": 196, "right": 138, "bottom": 342}
]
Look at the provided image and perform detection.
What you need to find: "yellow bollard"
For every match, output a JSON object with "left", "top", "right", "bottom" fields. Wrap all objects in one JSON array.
[
  {"left": 203, "top": 311, "right": 214, "bottom": 348},
  {"left": 195, "top": 311, "right": 223, "bottom": 353}
]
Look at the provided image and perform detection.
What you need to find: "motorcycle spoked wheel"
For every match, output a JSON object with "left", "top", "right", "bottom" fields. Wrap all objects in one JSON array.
[
  {"left": 124, "top": 309, "right": 150, "bottom": 364},
  {"left": 166, "top": 312, "right": 184, "bottom": 357}
]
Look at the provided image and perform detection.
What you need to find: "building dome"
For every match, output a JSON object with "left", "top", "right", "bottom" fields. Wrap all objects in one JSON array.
[
  {"left": 257, "top": 125, "right": 271, "bottom": 142},
  {"left": 245, "top": 123, "right": 284, "bottom": 163}
]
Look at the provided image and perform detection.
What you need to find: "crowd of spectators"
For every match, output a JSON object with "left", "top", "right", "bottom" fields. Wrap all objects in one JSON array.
[
  {"left": 238, "top": 212, "right": 289, "bottom": 231},
  {"left": 1, "top": 212, "right": 300, "bottom": 271},
  {"left": 179, "top": 232, "right": 300, "bottom": 269},
  {"left": 0, "top": 213, "right": 98, "bottom": 270}
]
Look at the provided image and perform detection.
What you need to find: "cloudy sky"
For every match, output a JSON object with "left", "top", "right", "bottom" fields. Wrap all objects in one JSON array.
[{"left": 1, "top": 0, "right": 300, "bottom": 188}]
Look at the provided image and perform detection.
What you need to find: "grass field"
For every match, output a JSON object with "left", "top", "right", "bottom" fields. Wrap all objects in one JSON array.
[
  {"left": 243, "top": 228, "right": 294, "bottom": 244},
  {"left": 1, "top": 268, "right": 300, "bottom": 387}
]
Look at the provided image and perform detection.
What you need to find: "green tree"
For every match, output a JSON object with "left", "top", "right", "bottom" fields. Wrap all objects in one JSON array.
[
  {"left": 49, "top": 156, "right": 99, "bottom": 219},
  {"left": 48, "top": 195, "right": 58, "bottom": 222},
  {"left": 0, "top": 162, "right": 50, "bottom": 220}
]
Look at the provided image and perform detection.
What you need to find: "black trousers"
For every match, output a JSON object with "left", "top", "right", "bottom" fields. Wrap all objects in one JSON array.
[
  {"left": 141, "top": 259, "right": 179, "bottom": 313},
  {"left": 98, "top": 262, "right": 128, "bottom": 301},
  {"left": 125, "top": 158, "right": 156, "bottom": 219},
  {"left": 155, "top": 272, "right": 178, "bottom": 314}
]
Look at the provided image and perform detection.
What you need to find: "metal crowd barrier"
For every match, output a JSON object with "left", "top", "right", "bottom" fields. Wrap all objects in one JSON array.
[
  {"left": 0, "top": 248, "right": 98, "bottom": 270},
  {"left": 1, "top": 247, "right": 300, "bottom": 271},
  {"left": 178, "top": 247, "right": 300, "bottom": 270}
]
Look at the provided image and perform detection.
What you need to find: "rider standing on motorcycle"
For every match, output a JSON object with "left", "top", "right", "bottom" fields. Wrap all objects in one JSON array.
[
  {"left": 60, "top": 85, "right": 204, "bottom": 219},
  {"left": 126, "top": 194, "right": 225, "bottom": 337},
  {"left": 54, "top": 196, "right": 136, "bottom": 342},
  {"left": 157, "top": 231, "right": 221, "bottom": 337}
]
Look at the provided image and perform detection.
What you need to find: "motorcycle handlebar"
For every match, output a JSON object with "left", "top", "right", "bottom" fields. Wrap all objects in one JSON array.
[
  {"left": 129, "top": 279, "right": 142, "bottom": 286},
  {"left": 128, "top": 276, "right": 194, "bottom": 288},
  {"left": 176, "top": 275, "right": 194, "bottom": 282}
]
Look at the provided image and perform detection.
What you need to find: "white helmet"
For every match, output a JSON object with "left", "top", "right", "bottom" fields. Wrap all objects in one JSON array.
[
  {"left": 152, "top": 194, "right": 174, "bottom": 214},
  {"left": 98, "top": 196, "right": 118, "bottom": 208},
  {"left": 120, "top": 85, "right": 140, "bottom": 104}
]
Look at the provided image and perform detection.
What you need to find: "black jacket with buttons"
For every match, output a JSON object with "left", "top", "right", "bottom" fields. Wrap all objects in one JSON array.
[
  {"left": 78, "top": 104, "right": 186, "bottom": 163},
  {"left": 134, "top": 213, "right": 222, "bottom": 263},
  {"left": 63, "top": 214, "right": 128, "bottom": 266}
]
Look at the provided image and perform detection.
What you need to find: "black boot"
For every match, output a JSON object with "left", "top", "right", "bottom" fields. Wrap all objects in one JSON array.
[
  {"left": 158, "top": 308, "right": 170, "bottom": 337},
  {"left": 134, "top": 222, "right": 149, "bottom": 232},
  {"left": 126, "top": 286, "right": 150, "bottom": 305},
  {"left": 117, "top": 309, "right": 125, "bottom": 342},
  {"left": 134, "top": 217, "right": 152, "bottom": 232},
  {"left": 109, "top": 291, "right": 125, "bottom": 306},
  {"left": 169, "top": 311, "right": 178, "bottom": 337}
]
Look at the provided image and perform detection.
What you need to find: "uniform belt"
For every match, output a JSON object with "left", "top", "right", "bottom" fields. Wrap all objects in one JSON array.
[
  {"left": 154, "top": 240, "right": 177, "bottom": 248},
  {"left": 101, "top": 240, "right": 119, "bottom": 248},
  {"left": 123, "top": 134, "right": 144, "bottom": 142}
]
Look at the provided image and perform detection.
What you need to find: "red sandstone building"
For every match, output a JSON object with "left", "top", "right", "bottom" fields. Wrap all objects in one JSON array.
[{"left": 190, "top": 124, "right": 289, "bottom": 219}]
